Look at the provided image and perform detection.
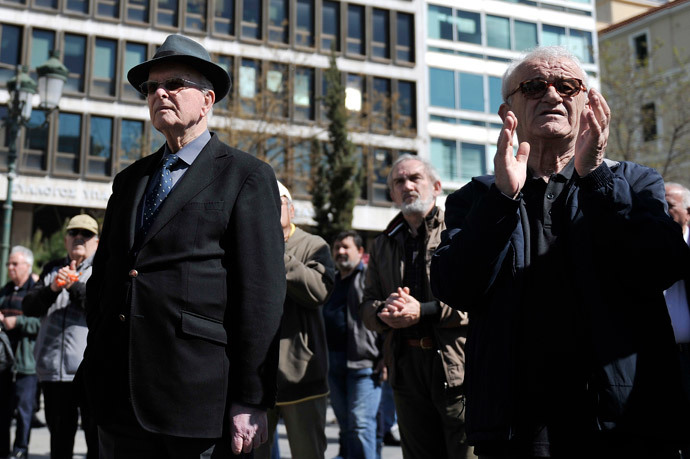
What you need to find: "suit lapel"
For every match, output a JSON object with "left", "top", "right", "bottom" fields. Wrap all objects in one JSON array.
[
  {"left": 140, "top": 135, "right": 234, "bottom": 247},
  {"left": 126, "top": 146, "right": 165, "bottom": 251}
]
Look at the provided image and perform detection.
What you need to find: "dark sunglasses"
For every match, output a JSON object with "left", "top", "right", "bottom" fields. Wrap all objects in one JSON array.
[
  {"left": 138, "top": 77, "right": 207, "bottom": 96},
  {"left": 507, "top": 77, "right": 585, "bottom": 100},
  {"left": 67, "top": 229, "right": 96, "bottom": 238}
]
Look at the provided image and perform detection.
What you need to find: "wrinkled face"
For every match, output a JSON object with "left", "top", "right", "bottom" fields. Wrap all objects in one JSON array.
[
  {"left": 332, "top": 236, "right": 363, "bottom": 273},
  {"left": 147, "top": 63, "right": 214, "bottom": 136},
  {"left": 7, "top": 252, "right": 31, "bottom": 286},
  {"left": 390, "top": 159, "right": 441, "bottom": 216},
  {"left": 666, "top": 186, "right": 690, "bottom": 230},
  {"left": 64, "top": 229, "right": 99, "bottom": 263},
  {"left": 280, "top": 196, "right": 294, "bottom": 231},
  {"left": 504, "top": 57, "right": 588, "bottom": 143}
]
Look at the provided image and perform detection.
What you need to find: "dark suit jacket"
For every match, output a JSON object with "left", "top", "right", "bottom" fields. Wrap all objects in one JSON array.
[{"left": 81, "top": 133, "right": 286, "bottom": 438}]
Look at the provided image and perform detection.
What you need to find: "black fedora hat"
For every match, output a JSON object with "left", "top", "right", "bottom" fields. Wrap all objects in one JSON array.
[{"left": 127, "top": 34, "right": 230, "bottom": 103}]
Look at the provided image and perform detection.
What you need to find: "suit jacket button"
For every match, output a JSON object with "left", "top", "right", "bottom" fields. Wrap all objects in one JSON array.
[
  {"left": 129, "top": 269, "right": 138, "bottom": 278},
  {"left": 118, "top": 314, "right": 126, "bottom": 322}
]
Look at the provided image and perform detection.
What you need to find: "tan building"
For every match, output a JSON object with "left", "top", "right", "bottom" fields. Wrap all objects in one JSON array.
[
  {"left": 596, "top": 0, "right": 661, "bottom": 30},
  {"left": 598, "top": 0, "right": 690, "bottom": 186}
]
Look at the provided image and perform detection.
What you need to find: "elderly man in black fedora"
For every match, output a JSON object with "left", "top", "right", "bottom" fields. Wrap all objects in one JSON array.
[{"left": 80, "top": 34, "right": 286, "bottom": 458}]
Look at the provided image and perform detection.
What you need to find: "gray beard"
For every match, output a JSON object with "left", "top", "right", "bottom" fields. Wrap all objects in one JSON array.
[
  {"left": 400, "top": 195, "right": 434, "bottom": 216},
  {"left": 336, "top": 259, "right": 356, "bottom": 271}
]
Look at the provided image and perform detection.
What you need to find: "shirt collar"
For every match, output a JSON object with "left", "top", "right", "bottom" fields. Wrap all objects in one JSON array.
[
  {"left": 163, "top": 130, "right": 211, "bottom": 166},
  {"left": 527, "top": 157, "right": 576, "bottom": 183}
]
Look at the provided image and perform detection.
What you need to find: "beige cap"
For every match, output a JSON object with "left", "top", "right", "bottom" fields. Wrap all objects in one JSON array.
[
  {"left": 277, "top": 181, "right": 292, "bottom": 202},
  {"left": 66, "top": 214, "right": 99, "bottom": 235}
]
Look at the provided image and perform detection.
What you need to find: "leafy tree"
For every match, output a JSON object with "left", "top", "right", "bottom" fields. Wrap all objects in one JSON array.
[{"left": 311, "top": 51, "right": 359, "bottom": 243}]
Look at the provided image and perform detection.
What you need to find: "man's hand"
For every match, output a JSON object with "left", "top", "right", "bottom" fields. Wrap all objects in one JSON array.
[
  {"left": 51, "top": 260, "right": 79, "bottom": 292},
  {"left": 378, "top": 287, "right": 421, "bottom": 329},
  {"left": 229, "top": 403, "right": 268, "bottom": 455},
  {"left": 495, "top": 110, "right": 530, "bottom": 198},
  {"left": 575, "top": 88, "right": 610, "bottom": 177}
]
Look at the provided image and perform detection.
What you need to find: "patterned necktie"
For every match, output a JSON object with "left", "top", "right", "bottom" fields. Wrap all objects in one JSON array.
[{"left": 142, "top": 153, "right": 180, "bottom": 234}]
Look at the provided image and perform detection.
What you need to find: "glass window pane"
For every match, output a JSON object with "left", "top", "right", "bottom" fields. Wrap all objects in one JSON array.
[
  {"left": 294, "top": 67, "right": 314, "bottom": 121},
  {"left": 489, "top": 76, "right": 503, "bottom": 114},
  {"left": 186, "top": 0, "right": 207, "bottom": 31},
  {"left": 486, "top": 15, "right": 510, "bottom": 49},
  {"left": 127, "top": 0, "right": 149, "bottom": 22},
  {"left": 396, "top": 12, "right": 413, "bottom": 62},
  {"left": 96, "top": 0, "right": 120, "bottom": 17},
  {"left": 23, "top": 110, "right": 48, "bottom": 171},
  {"left": 372, "top": 9, "right": 389, "bottom": 59},
  {"left": 90, "top": 116, "right": 113, "bottom": 175},
  {"left": 157, "top": 0, "right": 178, "bottom": 27},
  {"left": 372, "top": 77, "right": 391, "bottom": 131},
  {"left": 515, "top": 20, "right": 537, "bottom": 51},
  {"left": 347, "top": 4, "right": 364, "bottom": 55},
  {"left": 0, "top": 25, "right": 22, "bottom": 84},
  {"left": 35, "top": 0, "right": 57, "bottom": 9},
  {"left": 428, "top": 5, "right": 453, "bottom": 40},
  {"left": 120, "top": 119, "right": 145, "bottom": 162},
  {"left": 58, "top": 113, "right": 82, "bottom": 154},
  {"left": 242, "top": 0, "right": 262, "bottom": 39},
  {"left": 296, "top": 0, "right": 314, "bottom": 47},
  {"left": 460, "top": 142, "right": 485, "bottom": 180},
  {"left": 93, "top": 38, "right": 116, "bottom": 96},
  {"left": 322, "top": 1, "right": 339, "bottom": 51},
  {"left": 292, "top": 140, "right": 312, "bottom": 196},
  {"left": 373, "top": 148, "right": 392, "bottom": 202},
  {"left": 123, "top": 43, "right": 147, "bottom": 99},
  {"left": 239, "top": 59, "right": 258, "bottom": 114},
  {"left": 431, "top": 138, "right": 457, "bottom": 182},
  {"left": 216, "top": 55, "right": 234, "bottom": 111},
  {"left": 429, "top": 68, "right": 455, "bottom": 109},
  {"left": 569, "top": 29, "right": 593, "bottom": 63},
  {"left": 459, "top": 73, "right": 484, "bottom": 112},
  {"left": 457, "top": 11, "right": 481, "bottom": 44},
  {"left": 397, "top": 80, "right": 415, "bottom": 131},
  {"left": 30, "top": 30, "right": 55, "bottom": 71},
  {"left": 66, "top": 0, "right": 89, "bottom": 13},
  {"left": 345, "top": 74, "right": 363, "bottom": 113},
  {"left": 214, "top": 0, "right": 235, "bottom": 35},
  {"left": 269, "top": 0, "right": 288, "bottom": 43},
  {"left": 64, "top": 34, "right": 86, "bottom": 93},
  {"left": 265, "top": 137, "right": 285, "bottom": 179},
  {"left": 542, "top": 25, "right": 566, "bottom": 47}
]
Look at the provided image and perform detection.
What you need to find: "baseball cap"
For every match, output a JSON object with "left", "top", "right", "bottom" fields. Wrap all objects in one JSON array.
[{"left": 65, "top": 214, "right": 99, "bottom": 235}]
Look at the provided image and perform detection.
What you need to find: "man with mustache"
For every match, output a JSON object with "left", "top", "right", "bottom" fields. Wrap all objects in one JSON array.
[
  {"left": 431, "top": 46, "right": 690, "bottom": 457},
  {"left": 360, "top": 154, "right": 474, "bottom": 459}
]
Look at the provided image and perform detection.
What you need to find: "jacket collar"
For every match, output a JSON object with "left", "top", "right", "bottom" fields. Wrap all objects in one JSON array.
[{"left": 384, "top": 206, "right": 443, "bottom": 238}]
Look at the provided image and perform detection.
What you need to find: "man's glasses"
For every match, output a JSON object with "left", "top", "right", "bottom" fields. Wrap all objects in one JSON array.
[
  {"left": 507, "top": 78, "right": 585, "bottom": 100},
  {"left": 67, "top": 229, "right": 96, "bottom": 239},
  {"left": 138, "top": 77, "right": 207, "bottom": 96}
]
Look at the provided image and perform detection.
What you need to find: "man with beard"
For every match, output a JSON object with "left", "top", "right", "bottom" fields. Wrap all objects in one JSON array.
[
  {"left": 360, "top": 155, "right": 474, "bottom": 459},
  {"left": 322, "top": 230, "right": 380, "bottom": 459}
]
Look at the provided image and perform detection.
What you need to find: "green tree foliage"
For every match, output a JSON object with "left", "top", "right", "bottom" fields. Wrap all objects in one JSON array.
[
  {"left": 29, "top": 226, "right": 67, "bottom": 272},
  {"left": 312, "top": 52, "right": 360, "bottom": 243}
]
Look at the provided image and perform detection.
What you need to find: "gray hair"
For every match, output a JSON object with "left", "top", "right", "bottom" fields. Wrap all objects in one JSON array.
[
  {"left": 502, "top": 46, "right": 589, "bottom": 103},
  {"left": 10, "top": 245, "right": 34, "bottom": 267},
  {"left": 666, "top": 182, "right": 690, "bottom": 208},
  {"left": 387, "top": 154, "right": 441, "bottom": 190}
]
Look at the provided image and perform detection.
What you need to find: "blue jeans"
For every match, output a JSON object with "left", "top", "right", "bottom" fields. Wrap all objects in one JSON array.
[{"left": 328, "top": 351, "right": 381, "bottom": 459}]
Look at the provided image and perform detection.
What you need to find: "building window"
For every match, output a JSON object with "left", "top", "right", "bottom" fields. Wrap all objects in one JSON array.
[
  {"left": 89, "top": 116, "right": 113, "bottom": 176},
  {"left": 489, "top": 76, "right": 502, "bottom": 113},
  {"left": 126, "top": 0, "right": 149, "bottom": 22},
  {"left": 96, "top": 0, "right": 120, "bottom": 18},
  {"left": 66, "top": 0, "right": 89, "bottom": 14},
  {"left": 372, "top": 77, "right": 391, "bottom": 132},
  {"left": 515, "top": 20, "right": 537, "bottom": 51},
  {"left": 185, "top": 0, "right": 207, "bottom": 31},
  {"left": 123, "top": 42, "right": 147, "bottom": 100},
  {"left": 396, "top": 80, "right": 415, "bottom": 133},
  {"left": 457, "top": 10, "right": 481, "bottom": 44},
  {"left": 542, "top": 25, "right": 566, "bottom": 47},
  {"left": 431, "top": 138, "right": 456, "bottom": 182},
  {"left": 0, "top": 24, "right": 22, "bottom": 84},
  {"left": 214, "top": 0, "right": 235, "bottom": 36},
  {"left": 396, "top": 12, "right": 414, "bottom": 63},
  {"left": 460, "top": 142, "right": 486, "bottom": 180},
  {"left": 641, "top": 102, "right": 657, "bottom": 141},
  {"left": 459, "top": 72, "right": 484, "bottom": 112},
  {"left": 486, "top": 15, "right": 510, "bottom": 49},
  {"left": 372, "top": 148, "right": 392, "bottom": 202},
  {"left": 241, "top": 0, "right": 261, "bottom": 40},
  {"left": 34, "top": 0, "right": 57, "bottom": 10},
  {"left": 569, "top": 29, "right": 593, "bottom": 63},
  {"left": 372, "top": 9, "right": 390, "bottom": 60},
  {"left": 296, "top": 0, "right": 314, "bottom": 48},
  {"left": 22, "top": 110, "right": 48, "bottom": 171},
  {"left": 30, "top": 29, "right": 55, "bottom": 80},
  {"left": 321, "top": 0, "right": 339, "bottom": 52},
  {"left": 268, "top": 0, "right": 289, "bottom": 44},
  {"left": 294, "top": 66, "right": 314, "bottom": 121},
  {"left": 264, "top": 137, "right": 286, "bottom": 181},
  {"left": 63, "top": 34, "right": 86, "bottom": 93},
  {"left": 633, "top": 33, "right": 648, "bottom": 67},
  {"left": 429, "top": 68, "right": 455, "bottom": 109},
  {"left": 428, "top": 5, "right": 453, "bottom": 41},
  {"left": 119, "top": 119, "right": 145, "bottom": 171},
  {"left": 157, "top": 0, "right": 179, "bottom": 27},
  {"left": 292, "top": 139, "right": 312, "bottom": 197},
  {"left": 239, "top": 58, "right": 259, "bottom": 114},
  {"left": 346, "top": 4, "right": 364, "bottom": 56},
  {"left": 431, "top": 139, "right": 486, "bottom": 183},
  {"left": 56, "top": 112, "right": 82, "bottom": 174},
  {"left": 92, "top": 38, "right": 117, "bottom": 97},
  {"left": 266, "top": 62, "right": 288, "bottom": 118},
  {"left": 345, "top": 73, "right": 364, "bottom": 127},
  {"left": 215, "top": 54, "right": 234, "bottom": 111}
]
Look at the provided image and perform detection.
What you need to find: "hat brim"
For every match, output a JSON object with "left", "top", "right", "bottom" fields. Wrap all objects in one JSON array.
[{"left": 127, "top": 54, "right": 231, "bottom": 103}]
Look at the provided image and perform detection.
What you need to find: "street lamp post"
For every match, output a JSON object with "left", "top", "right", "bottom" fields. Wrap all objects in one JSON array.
[{"left": 0, "top": 51, "right": 67, "bottom": 285}]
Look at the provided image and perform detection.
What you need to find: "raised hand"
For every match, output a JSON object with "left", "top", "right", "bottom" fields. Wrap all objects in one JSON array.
[
  {"left": 575, "top": 88, "right": 610, "bottom": 177},
  {"left": 494, "top": 110, "right": 530, "bottom": 198}
]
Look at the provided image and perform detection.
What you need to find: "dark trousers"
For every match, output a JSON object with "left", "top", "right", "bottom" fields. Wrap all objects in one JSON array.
[
  {"left": 98, "top": 425, "right": 249, "bottom": 459},
  {"left": 42, "top": 380, "right": 99, "bottom": 459},
  {"left": 0, "top": 372, "right": 37, "bottom": 456},
  {"left": 392, "top": 345, "right": 476, "bottom": 459}
]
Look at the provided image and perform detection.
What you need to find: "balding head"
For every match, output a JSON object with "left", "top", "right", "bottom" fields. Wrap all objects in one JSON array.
[{"left": 665, "top": 182, "right": 690, "bottom": 232}]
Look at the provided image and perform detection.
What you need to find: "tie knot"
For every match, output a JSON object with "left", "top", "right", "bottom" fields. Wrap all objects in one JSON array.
[{"left": 163, "top": 154, "right": 180, "bottom": 170}]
